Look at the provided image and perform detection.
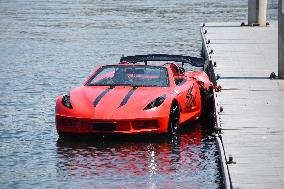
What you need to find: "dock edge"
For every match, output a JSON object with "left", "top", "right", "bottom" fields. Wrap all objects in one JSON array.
[{"left": 200, "top": 24, "right": 233, "bottom": 189}]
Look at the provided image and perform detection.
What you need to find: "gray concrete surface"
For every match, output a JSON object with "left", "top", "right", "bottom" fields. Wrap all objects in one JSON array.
[{"left": 201, "top": 22, "right": 284, "bottom": 188}]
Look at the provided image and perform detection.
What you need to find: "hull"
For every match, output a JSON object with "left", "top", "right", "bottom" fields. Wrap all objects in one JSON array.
[
  {"left": 55, "top": 63, "right": 213, "bottom": 136},
  {"left": 55, "top": 86, "right": 173, "bottom": 134}
]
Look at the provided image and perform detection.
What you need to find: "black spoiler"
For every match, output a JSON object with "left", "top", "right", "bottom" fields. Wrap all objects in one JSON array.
[{"left": 120, "top": 54, "right": 204, "bottom": 67}]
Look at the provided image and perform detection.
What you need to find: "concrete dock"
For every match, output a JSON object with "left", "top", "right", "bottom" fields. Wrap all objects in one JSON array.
[{"left": 201, "top": 22, "right": 284, "bottom": 188}]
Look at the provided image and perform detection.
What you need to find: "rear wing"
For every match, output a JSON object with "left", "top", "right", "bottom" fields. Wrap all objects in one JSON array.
[{"left": 120, "top": 54, "right": 204, "bottom": 67}]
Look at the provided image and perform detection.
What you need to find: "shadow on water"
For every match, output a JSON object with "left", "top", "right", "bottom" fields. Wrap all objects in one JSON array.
[{"left": 55, "top": 122, "right": 222, "bottom": 188}]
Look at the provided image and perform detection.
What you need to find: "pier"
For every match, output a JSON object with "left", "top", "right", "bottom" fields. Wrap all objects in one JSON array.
[{"left": 201, "top": 22, "right": 284, "bottom": 188}]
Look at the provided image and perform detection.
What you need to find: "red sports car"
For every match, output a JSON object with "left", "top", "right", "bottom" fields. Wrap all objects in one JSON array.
[{"left": 55, "top": 54, "right": 213, "bottom": 137}]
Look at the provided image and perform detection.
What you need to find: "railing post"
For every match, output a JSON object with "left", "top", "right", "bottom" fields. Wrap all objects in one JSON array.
[
  {"left": 248, "top": 0, "right": 267, "bottom": 26},
  {"left": 279, "top": 0, "right": 284, "bottom": 78}
]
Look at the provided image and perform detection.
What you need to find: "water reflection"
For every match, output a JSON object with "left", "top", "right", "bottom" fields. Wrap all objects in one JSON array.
[{"left": 56, "top": 123, "right": 221, "bottom": 188}]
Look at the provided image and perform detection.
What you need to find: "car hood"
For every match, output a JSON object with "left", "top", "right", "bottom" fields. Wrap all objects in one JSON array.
[{"left": 70, "top": 86, "right": 171, "bottom": 119}]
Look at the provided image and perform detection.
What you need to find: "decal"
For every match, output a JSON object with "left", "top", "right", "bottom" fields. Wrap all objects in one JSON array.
[
  {"left": 185, "top": 86, "right": 193, "bottom": 106},
  {"left": 184, "top": 86, "right": 196, "bottom": 110},
  {"left": 93, "top": 87, "right": 114, "bottom": 107},
  {"left": 119, "top": 87, "right": 138, "bottom": 107}
]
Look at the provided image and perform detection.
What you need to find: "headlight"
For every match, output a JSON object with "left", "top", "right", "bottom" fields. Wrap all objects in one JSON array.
[
  {"left": 144, "top": 94, "right": 166, "bottom": 110},
  {"left": 61, "top": 94, "right": 73, "bottom": 109}
]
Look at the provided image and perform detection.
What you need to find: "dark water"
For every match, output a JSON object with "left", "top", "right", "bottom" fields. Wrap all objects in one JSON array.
[
  {"left": 0, "top": 0, "right": 278, "bottom": 188},
  {"left": 56, "top": 126, "right": 219, "bottom": 188}
]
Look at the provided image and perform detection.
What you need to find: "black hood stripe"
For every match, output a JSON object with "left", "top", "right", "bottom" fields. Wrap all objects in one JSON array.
[
  {"left": 119, "top": 87, "right": 137, "bottom": 107},
  {"left": 93, "top": 87, "right": 114, "bottom": 107}
]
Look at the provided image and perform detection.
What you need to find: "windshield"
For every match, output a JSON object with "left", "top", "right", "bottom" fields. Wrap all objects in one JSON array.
[{"left": 86, "top": 65, "right": 169, "bottom": 87}]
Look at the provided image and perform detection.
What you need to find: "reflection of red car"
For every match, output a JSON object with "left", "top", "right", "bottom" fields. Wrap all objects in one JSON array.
[
  {"left": 55, "top": 123, "right": 205, "bottom": 178},
  {"left": 55, "top": 54, "right": 213, "bottom": 137}
]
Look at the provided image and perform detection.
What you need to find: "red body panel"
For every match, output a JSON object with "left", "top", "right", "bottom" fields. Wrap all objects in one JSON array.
[{"left": 55, "top": 63, "right": 213, "bottom": 135}]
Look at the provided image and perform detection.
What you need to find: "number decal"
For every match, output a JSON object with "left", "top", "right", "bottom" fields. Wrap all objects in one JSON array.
[{"left": 185, "top": 86, "right": 196, "bottom": 110}]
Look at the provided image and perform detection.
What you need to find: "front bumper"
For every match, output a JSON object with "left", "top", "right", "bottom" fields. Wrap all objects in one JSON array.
[{"left": 56, "top": 115, "right": 169, "bottom": 134}]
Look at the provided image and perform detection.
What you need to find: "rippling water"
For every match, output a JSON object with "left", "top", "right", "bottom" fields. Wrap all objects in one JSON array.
[
  {"left": 0, "top": 0, "right": 278, "bottom": 188},
  {"left": 55, "top": 126, "right": 220, "bottom": 188}
]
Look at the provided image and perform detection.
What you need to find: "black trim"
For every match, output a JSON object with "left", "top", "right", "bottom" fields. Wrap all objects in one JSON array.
[
  {"left": 93, "top": 86, "right": 114, "bottom": 107},
  {"left": 119, "top": 87, "right": 138, "bottom": 107},
  {"left": 120, "top": 54, "right": 204, "bottom": 67}
]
